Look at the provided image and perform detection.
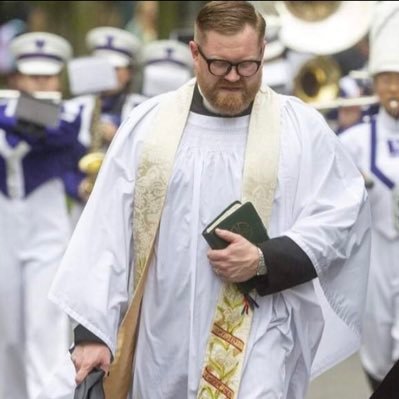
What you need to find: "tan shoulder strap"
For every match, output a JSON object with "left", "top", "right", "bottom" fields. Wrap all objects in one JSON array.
[{"left": 104, "top": 81, "right": 195, "bottom": 398}]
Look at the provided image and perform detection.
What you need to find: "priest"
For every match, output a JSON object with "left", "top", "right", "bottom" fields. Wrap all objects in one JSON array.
[{"left": 46, "top": 2, "right": 371, "bottom": 398}]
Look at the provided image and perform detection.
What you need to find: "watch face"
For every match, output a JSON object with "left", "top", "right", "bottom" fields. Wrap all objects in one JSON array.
[
  {"left": 256, "top": 248, "right": 267, "bottom": 276},
  {"left": 256, "top": 255, "right": 267, "bottom": 275},
  {"left": 257, "top": 263, "right": 267, "bottom": 276}
]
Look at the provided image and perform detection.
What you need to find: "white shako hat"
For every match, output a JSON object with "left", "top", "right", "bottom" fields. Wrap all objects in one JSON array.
[
  {"left": 86, "top": 26, "right": 141, "bottom": 68},
  {"left": 141, "top": 39, "right": 193, "bottom": 97},
  {"left": 276, "top": 1, "right": 376, "bottom": 55},
  {"left": 9, "top": 31, "right": 72, "bottom": 75},
  {"left": 141, "top": 39, "right": 192, "bottom": 70},
  {"left": 369, "top": 1, "right": 399, "bottom": 76}
]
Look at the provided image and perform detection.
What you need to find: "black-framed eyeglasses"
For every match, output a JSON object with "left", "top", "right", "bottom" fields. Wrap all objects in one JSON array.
[{"left": 196, "top": 44, "right": 262, "bottom": 78}]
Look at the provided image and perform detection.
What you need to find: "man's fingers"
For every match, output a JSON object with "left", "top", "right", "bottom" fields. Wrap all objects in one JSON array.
[
  {"left": 214, "top": 228, "right": 238, "bottom": 242},
  {"left": 100, "top": 363, "right": 111, "bottom": 377},
  {"left": 71, "top": 343, "right": 112, "bottom": 386},
  {"left": 75, "top": 364, "right": 92, "bottom": 385},
  {"left": 75, "top": 359, "right": 110, "bottom": 384},
  {"left": 98, "top": 357, "right": 111, "bottom": 376}
]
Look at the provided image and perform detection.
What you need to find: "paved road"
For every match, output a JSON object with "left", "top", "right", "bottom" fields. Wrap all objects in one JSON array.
[{"left": 306, "top": 353, "right": 372, "bottom": 399}]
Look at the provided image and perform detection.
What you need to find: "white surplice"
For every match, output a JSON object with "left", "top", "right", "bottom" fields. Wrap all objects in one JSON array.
[{"left": 44, "top": 86, "right": 370, "bottom": 399}]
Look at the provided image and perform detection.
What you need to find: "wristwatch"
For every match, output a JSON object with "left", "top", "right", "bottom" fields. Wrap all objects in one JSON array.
[{"left": 256, "top": 247, "right": 268, "bottom": 276}]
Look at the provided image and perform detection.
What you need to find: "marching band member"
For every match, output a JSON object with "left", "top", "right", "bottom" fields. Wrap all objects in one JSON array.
[
  {"left": 63, "top": 27, "right": 147, "bottom": 228},
  {"left": 336, "top": 76, "right": 364, "bottom": 133},
  {"left": 0, "top": 31, "right": 84, "bottom": 398},
  {"left": 141, "top": 39, "right": 193, "bottom": 98},
  {"left": 85, "top": 26, "right": 146, "bottom": 145},
  {"left": 339, "top": 2, "right": 399, "bottom": 391}
]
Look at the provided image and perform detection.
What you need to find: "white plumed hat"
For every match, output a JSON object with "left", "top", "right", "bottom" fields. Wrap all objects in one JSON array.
[{"left": 369, "top": 1, "right": 399, "bottom": 76}]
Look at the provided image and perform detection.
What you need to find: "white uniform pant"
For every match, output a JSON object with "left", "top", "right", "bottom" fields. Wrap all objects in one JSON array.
[
  {"left": 360, "top": 229, "right": 399, "bottom": 381},
  {"left": 0, "top": 180, "right": 72, "bottom": 399}
]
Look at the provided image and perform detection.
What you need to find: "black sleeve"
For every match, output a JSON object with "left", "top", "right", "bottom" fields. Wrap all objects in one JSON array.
[
  {"left": 74, "top": 324, "right": 107, "bottom": 346},
  {"left": 71, "top": 325, "right": 113, "bottom": 362},
  {"left": 370, "top": 359, "right": 399, "bottom": 398},
  {"left": 254, "top": 235, "right": 317, "bottom": 296}
]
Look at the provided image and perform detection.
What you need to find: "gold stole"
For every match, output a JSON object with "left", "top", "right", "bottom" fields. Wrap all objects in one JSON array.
[{"left": 104, "top": 80, "right": 281, "bottom": 399}]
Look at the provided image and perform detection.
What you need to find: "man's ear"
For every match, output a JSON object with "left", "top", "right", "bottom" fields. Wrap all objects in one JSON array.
[{"left": 189, "top": 41, "right": 198, "bottom": 60}]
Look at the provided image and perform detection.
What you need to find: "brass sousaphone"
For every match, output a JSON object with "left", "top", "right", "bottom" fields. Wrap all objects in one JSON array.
[
  {"left": 276, "top": 1, "right": 376, "bottom": 55},
  {"left": 293, "top": 55, "right": 341, "bottom": 104},
  {"left": 276, "top": 1, "right": 377, "bottom": 108}
]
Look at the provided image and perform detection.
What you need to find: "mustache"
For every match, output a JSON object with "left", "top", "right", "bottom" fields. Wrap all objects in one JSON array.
[{"left": 216, "top": 83, "right": 245, "bottom": 89}]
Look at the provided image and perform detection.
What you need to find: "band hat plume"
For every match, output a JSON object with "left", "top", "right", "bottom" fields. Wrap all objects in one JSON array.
[
  {"left": 276, "top": 1, "right": 376, "bottom": 55},
  {"left": 369, "top": 1, "right": 399, "bottom": 76},
  {"left": 86, "top": 27, "right": 141, "bottom": 68},
  {"left": 9, "top": 32, "right": 72, "bottom": 76},
  {"left": 141, "top": 39, "right": 193, "bottom": 97}
]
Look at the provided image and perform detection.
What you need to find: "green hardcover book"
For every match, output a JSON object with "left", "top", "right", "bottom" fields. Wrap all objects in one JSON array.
[
  {"left": 202, "top": 201, "right": 269, "bottom": 297},
  {"left": 202, "top": 201, "right": 269, "bottom": 249}
]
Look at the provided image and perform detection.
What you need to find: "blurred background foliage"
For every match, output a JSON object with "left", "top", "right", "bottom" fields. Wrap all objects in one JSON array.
[
  {"left": 0, "top": 1, "right": 206, "bottom": 91},
  {"left": 0, "top": 1, "right": 205, "bottom": 55}
]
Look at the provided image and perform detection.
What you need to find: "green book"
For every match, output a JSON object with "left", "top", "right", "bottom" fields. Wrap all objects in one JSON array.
[
  {"left": 202, "top": 201, "right": 269, "bottom": 249},
  {"left": 202, "top": 201, "right": 269, "bottom": 298}
]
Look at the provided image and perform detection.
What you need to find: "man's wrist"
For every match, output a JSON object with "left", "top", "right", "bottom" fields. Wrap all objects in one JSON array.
[{"left": 256, "top": 247, "right": 268, "bottom": 276}]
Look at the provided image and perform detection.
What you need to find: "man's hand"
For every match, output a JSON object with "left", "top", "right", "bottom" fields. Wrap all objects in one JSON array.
[
  {"left": 71, "top": 342, "right": 111, "bottom": 385},
  {"left": 77, "top": 177, "right": 92, "bottom": 202},
  {"left": 207, "top": 228, "right": 259, "bottom": 282},
  {"left": 100, "top": 120, "right": 118, "bottom": 144}
]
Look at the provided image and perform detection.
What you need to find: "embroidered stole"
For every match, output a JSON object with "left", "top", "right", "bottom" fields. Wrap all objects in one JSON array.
[{"left": 103, "top": 80, "right": 281, "bottom": 399}]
